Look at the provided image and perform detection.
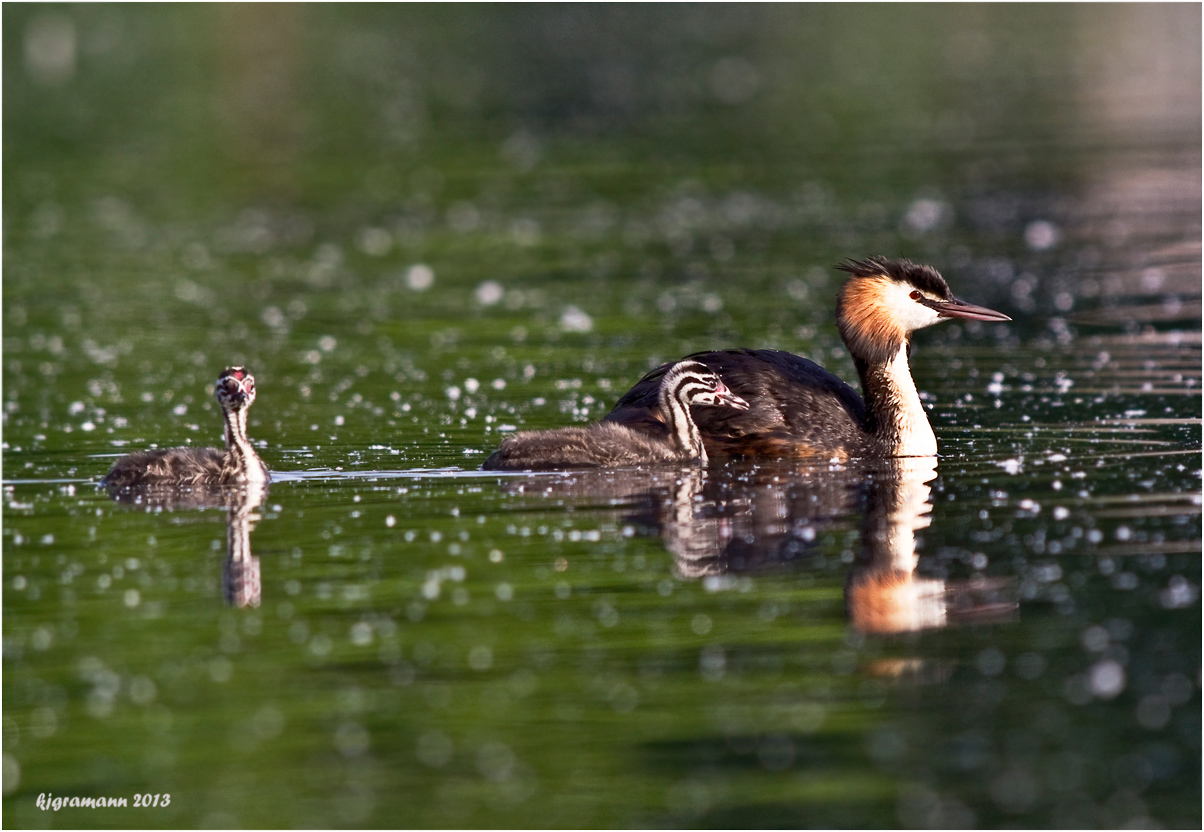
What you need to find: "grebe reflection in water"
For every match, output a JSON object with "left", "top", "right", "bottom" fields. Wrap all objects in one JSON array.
[
  {"left": 497, "top": 459, "right": 1015, "bottom": 634},
  {"left": 104, "top": 481, "right": 267, "bottom": 609}
]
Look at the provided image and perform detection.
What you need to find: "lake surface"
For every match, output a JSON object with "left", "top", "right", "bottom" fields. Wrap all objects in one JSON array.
[{"left": 4, "top": 5, "right": 1200, "bottom": 828}]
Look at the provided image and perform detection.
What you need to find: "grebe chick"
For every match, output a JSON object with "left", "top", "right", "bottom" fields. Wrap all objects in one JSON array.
[
  {"left": 102, "top": 367, "right": 270, "bottom": 489},
  {"left": 604, "top": 257, "right": 1011, "bottom": 460},
  {"left": 482, "top": 360, "right": 749, "bottom": 471}
]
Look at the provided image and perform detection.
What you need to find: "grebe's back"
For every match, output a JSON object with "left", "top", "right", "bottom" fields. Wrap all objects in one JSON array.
[{"left": 606, "top": 348, "right": 871, "bottom": 458}]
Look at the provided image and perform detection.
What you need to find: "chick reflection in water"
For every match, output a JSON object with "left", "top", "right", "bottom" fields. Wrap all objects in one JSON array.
[
  {"left": 502, "top": 459, "right": 1014, "bottom": 634},
  {"left": 104, "top": 481, "right": 267, "bottom": 608}
]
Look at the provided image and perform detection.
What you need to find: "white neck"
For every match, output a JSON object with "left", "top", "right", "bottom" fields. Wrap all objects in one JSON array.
[
  {"left": 223, "top": 405, "right": 269, "bottom": 484},
  {"left": 876, "top": 346, "right": 937, "bottom": 457},
  {"left": 659, "top": 377, "right": 707, "bottom": 464}
]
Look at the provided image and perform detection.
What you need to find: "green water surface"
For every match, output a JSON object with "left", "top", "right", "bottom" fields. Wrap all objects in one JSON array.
[{"left": 4, "top": 5, "right": 1200, "bottom": 829}]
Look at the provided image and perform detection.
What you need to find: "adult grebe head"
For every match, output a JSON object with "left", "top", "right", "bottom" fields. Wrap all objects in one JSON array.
[{"left": 835, "top": 257, "right": 1011, "bottom": 365}]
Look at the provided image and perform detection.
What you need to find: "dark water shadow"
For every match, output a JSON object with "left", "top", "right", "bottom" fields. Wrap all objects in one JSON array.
[
  {"left": 496, "top": 457, "right": 1017, "bottom": 634},
  {"left": 104, "top": 481, "right": 269, "bottom": 608}
]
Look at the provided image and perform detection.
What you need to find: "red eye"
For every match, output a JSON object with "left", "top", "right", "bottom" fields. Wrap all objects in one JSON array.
[{"left": 910, "top": 290, "right": 922, "bottom": 300}]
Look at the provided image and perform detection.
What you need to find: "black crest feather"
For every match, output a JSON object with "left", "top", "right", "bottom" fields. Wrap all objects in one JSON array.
[{"left": 836, "top": 256, "right": 952, "bottom": 300}]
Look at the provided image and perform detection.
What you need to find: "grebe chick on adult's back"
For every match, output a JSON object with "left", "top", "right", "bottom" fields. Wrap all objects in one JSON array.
[
  {"left": 604, "top": 257, "right": 1011, "bottom": 460},
  {"left": 102, "top": 367, "right": 270, "bottom": 488},
  {"left": 482, "top": 360, "right": 749, "bottom": 471}
]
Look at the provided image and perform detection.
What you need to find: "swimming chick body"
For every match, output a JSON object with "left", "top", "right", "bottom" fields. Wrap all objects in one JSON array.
[
  {"left": 482, "top": 359, "right": 749, "bottom": 470},
  {"left": 102, "top": 367, "right": 270, "bottom": 488}
]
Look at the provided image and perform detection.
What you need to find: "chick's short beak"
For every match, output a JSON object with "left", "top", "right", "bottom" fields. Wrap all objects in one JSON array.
[{"left": 713, "top": 380, "right": 750, "bottom": 410}]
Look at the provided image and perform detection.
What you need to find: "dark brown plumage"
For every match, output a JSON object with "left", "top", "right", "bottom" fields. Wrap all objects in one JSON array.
[
  {"left": 101, "top": 367, "right": 270, "bottom": 489},
  {"left": 604, "top": 257, "right": 1010, "bottom": 460}
]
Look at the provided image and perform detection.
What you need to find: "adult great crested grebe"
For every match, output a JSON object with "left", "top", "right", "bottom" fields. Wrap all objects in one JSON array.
[
  {"left": 603, "top": 256, "right": 1011, "bottom": 460},
  {"left": 482, "top": 359, "right": 749, "bottom": 470},
  {"left": 101, "top": 366, "right": 270, "bottom": 488}
]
